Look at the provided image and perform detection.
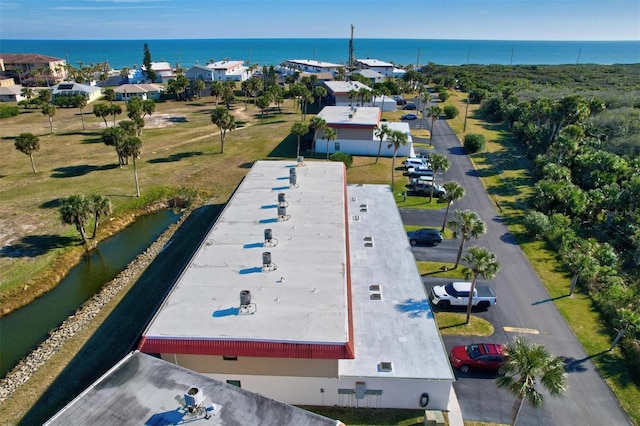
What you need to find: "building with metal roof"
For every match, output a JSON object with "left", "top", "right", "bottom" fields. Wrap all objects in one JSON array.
[
  {"left": 355, "top": 59, "right": 395, "bottom": 77},
  {"left": 45, "top": 351, "right": 343, "bottom": 426},
  {"left": 139, "top": 160, "right": 453, "bottom": 410},
  {"left": 284, "top": 59, "right": 345, "bottom": 77},
  {"left": 314, "top": 106, "right": 414, "bottom": 157}
]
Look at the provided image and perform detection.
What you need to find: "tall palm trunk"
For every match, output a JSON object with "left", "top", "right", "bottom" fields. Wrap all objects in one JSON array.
[
  {"left": 75, "top": 221, "right": 88, "bottom": 245},
  {"left": 92, "top": 213, "right": 100, "bottom": 239},
  {"left": 510, "top": 394, "right": 525, "bottom": 426},
  {"left": 133, "top": 157, "right": 140, "bottom": 197},
  {"left": 465, "top": 277, "right": 478, "bottom": 324},
  {"left": 454, "top": 238, "right": 466, "bottom": 268},
  {"left": 29, "top": 154, "right": 37, "bottom": 173}
]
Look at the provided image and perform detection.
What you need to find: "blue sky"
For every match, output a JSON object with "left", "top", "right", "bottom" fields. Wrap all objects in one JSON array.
[{"left": 1, "top": 0, "right": 638, "bottom": 41}]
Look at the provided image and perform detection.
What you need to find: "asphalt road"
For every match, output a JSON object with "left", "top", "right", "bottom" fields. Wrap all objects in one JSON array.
[{"left": 401, "top": 101, "right": 631, "bottom": 425}]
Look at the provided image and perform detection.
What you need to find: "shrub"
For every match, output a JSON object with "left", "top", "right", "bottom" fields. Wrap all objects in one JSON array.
[
  {"left": 438, "top": 91, "right": 451, "bottom": 102},
  {"left": 463, "top": 133, "right": 485, "bottom": 153},
  {"left": 523, "top": 210, "right": 550, "bottom": 239},
  {"left": 443, "top": 105, "right": 459, "bottom": 119},
  {"left": 0, "top": 105, "right": 19, "bottom": 119},
  {"left": 329, "top": 152, "right": 353, "bottom": 168}
]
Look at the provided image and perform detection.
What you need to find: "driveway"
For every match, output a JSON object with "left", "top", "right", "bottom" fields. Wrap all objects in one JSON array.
[{"left": 401, "top": 102, "right": 631, "bottom": 425}]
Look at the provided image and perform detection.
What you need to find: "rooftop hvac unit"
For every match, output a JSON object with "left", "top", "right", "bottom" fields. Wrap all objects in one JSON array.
[
  {"left": 289, "top": 174, "right": 297, "bottom": 186},
  {"left": 290, "top": 167, "right": 296, "bottom": 176},
  {"left": 262, "top": 252, "right": 272, "bottom": 267},
  {"left": 297, "top": 156, "right": 304, "bottom": 166},
  {"left": 240, "top": 290, "right": 251, "bottom": 306},
  {"left": 277, "top": 205, "right": 287, "bottom": 218},
  {"left": 184, "top": 386, "right": 205, "bottom": 408},
  {"left": 278, "top": 192, "right": 286, "bottom": 204},
  {"left": 264, "top": 228, "right": 272, "bottom": 243}
]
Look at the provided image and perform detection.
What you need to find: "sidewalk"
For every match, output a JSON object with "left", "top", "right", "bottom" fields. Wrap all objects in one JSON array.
[{"left": 447, "top": 386, "right": 464, "bottom": 426}]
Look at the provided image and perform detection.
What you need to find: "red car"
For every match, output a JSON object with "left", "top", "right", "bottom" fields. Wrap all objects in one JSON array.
[{"left": 449, "top": 343, "right": 507, "bottom": 373}]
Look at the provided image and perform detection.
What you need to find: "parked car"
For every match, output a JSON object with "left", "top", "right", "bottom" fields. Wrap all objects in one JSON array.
[
  {"left": 409, "top": 175, "right": 434, "bottom": 184},
  {"left": 406, "top": 166, "right": 434, "bottom": 177},
  {"left": 429, "top": 281, "right": 497, "bottom": 310},
  {"left": 401, "top": 113, "right": 418, "bottom": 120},
  {"left": 393, "top": 96, "right": 406, "bottom": 105},
  {"left": 404, "top": 157, "right": 430, "bottom": 169},
  {"left": 407, "top": 228, "right": 443, "bottom": 246},
  {"left": 403, "top": 103, "right": 417, "bottom": 110},
  {"left": 409, "top": 182, "right": 446, "bottom": 197},
  {"left": 449, "top": 343, "right": 507, "bottom": 373}
]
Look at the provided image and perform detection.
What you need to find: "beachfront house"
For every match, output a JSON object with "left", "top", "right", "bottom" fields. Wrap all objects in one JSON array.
[
  {"left": 114, "top": 83, "right": 164, "bottom": 101},
  {"left": 348, "top": 69, "right": 386, "bottom": 85},
  {"left": 185, "top": 60, "right": 250, "bottom": 82},
  {"left": 134, "top": 61, "right": 175, "bottom": 84},
  {"left": 314, "top": 106, "right": 413, "bottom": 157},
  {"left": 323, "top": 81, "right": 396, "bottom": 112},
  {"left": 0, "top": 85, "right": 25, "bottom": 102},
  {"left": 354, "top": 58, "right": 394, "bottom": 78},
  {"left": 0, "top": 53, "right": 67, "bottom": 85},
  {"left": 138, "top": 160, "right": 453, "bottom": 412},
  {"left": 284, "top": 59, "right": 345, "bottom": 78}
]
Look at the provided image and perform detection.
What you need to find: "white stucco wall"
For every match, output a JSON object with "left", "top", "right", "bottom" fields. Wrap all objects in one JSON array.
[{"left": 315, "top": 137, "right": 413, "bottom": 158}]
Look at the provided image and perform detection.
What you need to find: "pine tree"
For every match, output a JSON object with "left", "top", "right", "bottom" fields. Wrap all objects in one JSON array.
[{"left": 142, "top": 43, "right": 156, "bottom": 83}]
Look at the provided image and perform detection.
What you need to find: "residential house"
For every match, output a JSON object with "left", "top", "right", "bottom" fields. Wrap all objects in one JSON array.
[
  {"left": 114, "top": 83, "right": 164, "bottom": 101},
  {"left": 138, "top": 161, "right": 452, "bottom": 411},
  {"left": 284, "top": 59, "right": 345, "bottom": 78},
  {"left": 354, "top": 59, "right": 394, "bottom": 78},
  {"left": 139, "top": 61, "right": 175, "bottom": 83},
  {"left": 50, "top": 82, "right": 102, "bottom": 103},
  {"left": 315, "top": 106, "right": 413, "bottom": 157},
  {"left": 0, "top": 53, "right": 67, "bottom": 85},
  {"left": 0, "top": 85, "right": 25, "bottom": 102},
  {"left": 45, "top": 351, "right": 343, "bottom": 426},
  {"left": 348, "top": 69, "right": 386, "bottom": 85},
  {"left": 185, "top": 60, "right": 250, "bottom": 82},
  {"left": 322, "top": 81, "right": 395, "bottom": 112}
]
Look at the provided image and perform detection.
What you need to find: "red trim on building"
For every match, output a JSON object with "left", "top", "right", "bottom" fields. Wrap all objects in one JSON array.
[
  {"left": 328, "top": 123, "right": 376, "bottom": 130},
  {"left": 342, "top": 162, "right": 356, "bottom": 359},
  {"left": 138, "top": 338, "right": 353, "bottom": 359}
]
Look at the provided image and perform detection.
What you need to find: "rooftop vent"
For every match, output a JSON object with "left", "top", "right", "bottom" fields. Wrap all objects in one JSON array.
[
  {"left": 289, "top": 173, "right": 297, "bottom": 187},
  {"left": 370, "top": 293, "right": 382, "bottom": 300},
  {"left": 240, "top": 290, "right": 251, "bottom": 306},
  {"left": 262, "top": 251, "right": 277, "bottom": 271},
  {"left": 297, "top": 156, "right": 305, "bottom": 166},
  {"left": 277, "top": 205, "right": 289, "bottom": 221},
  {"left": 278, "top": 192, "right": 288, "bottom": 207},
  {"left": 264, "top": 228, "right": 277, "bottom": 247},
  {"left": 378, "top": 362, "right": 393, "bottom": 372}
]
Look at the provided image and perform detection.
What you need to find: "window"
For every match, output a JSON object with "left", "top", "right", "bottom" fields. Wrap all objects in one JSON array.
[
  {"left": 334, "top": 142, "right": 340, "bottom": 151},
  {"left": 223, "top": 356, "right": 237, "bottom": 361},
  {"left": 226, "top": 380, "right": 241, "bottom": 388}
]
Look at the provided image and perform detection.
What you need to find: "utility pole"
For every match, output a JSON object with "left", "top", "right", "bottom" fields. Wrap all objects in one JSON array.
[{"left": 348, "top": 24, "right": 355, "bottom": 68}]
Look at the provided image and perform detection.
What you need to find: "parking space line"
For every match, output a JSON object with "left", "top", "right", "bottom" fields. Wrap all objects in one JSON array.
[{"left": 503, "top": 326, "right": 539, "bottom": 334}]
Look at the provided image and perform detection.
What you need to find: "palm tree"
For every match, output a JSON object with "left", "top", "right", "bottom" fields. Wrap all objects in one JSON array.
[
  {"left": 121, "top": 136, "right": 143, "bottom": 197},
  {"left": 41, "top": 103, "right": 56, "bottom": 134},
  {"left": 109, "top": 104, "right": 122, "bottom": 126},
  {"left": 74, "top": 95, "right": 88, "bottom": 131},
  {"left": 497, "top": 337, "right": 567, "bottom": 426},
  {"left": 210, "top": 81, "right": 223, "bottom": 106},
  {"left": 348, "top": 89, "right": 358, "bottom": 107},
  {"left": 441, "top": 182, "right": 465, "bottom": 232},
  {"left": 308, "top": 116, "right": 327, "bottom": 156},
  {"left": 194, "top": 79, "right": 206, "bottom": 99},
  {"left": 427, "top": 153, "right": 451, "bottom": 202},
  {"left": 291, "top": 121, "right": 309, "bottom": 159},
  {"left": 102, "top": 126, "right": 126, "bottom": 166},
  {"left": 141, "top": 99, "right": 156, "bottom": 118},
  {"left": 20, "top": 87, "right": 34, "bottom": 102},
  {"left": 90, "top": 195, "right": 112, "bottom": 239},
  {"left": 210, "top": 106, "right": 237, "bottom": 153},
  {"left": 103, "top": 88, "right": 116, "bottom": 107},
  {"left": 60, "top": 194, "right": 92, "bottom": 245},
  {"left": 374, "top": 124, "right": 390, "bottom": 164},
  {"left": 610, "top": 308, "right": 640, "bottom": 350},
  {"left": 313, "top": 86, "right": 327, "bottom": 107},
  {"left": 14, "top": 133, "right": 40, "bottom": 173},
  {"left": 93, "top": 103, "right": 111, "bottom": 127},
  {"left": 323, "top": 127, "right": 337, "bottom": 160},
  {"left": 461, "top": 246, "right": 500, "bottom": 323},
  {"left": 448, "top": 209, "right": 487, "bottom": 268},
  {"left": 427, "top": 105, "right": 442, "bottom": 146},
  {"left": 387, "top": 130, "right": 409, "bottom": 190}
]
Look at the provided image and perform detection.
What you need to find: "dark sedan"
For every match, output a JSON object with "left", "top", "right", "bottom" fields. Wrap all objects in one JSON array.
[{"left": 407, "top": 228, "right": 443, "bottom": 246}]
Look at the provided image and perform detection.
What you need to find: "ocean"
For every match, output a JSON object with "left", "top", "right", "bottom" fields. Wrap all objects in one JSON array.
[{"left": 1, "top": 39, "right": 639, "bottom": 70}]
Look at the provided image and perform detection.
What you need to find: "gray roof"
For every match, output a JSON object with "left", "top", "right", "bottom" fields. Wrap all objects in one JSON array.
[
  {"left": 317, "top": 106, "right": 380, "bottom": 127},
  {"left": 45, "top": 351, "right": 341, "bottom": 426},
  {"left": 143, "top": 161, "right": 350, "bottom": 345},
  {"left": 322, "top": 80, "right": 371, "bottom": 95}
]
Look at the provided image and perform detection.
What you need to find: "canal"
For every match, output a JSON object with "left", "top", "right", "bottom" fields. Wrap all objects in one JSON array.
[{"left": 0, "top": 210, "right": 181, "bottom": 378}]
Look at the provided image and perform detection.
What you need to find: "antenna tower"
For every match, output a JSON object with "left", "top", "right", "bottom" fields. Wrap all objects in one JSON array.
[{"left": 348, "top": 24, "right": 355, "bottom": 68}]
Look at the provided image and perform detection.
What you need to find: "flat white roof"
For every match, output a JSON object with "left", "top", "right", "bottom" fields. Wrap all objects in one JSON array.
[
  {"left": 317, "top": 106, "right": 380, "bottom": 127},
  {"left": 339, "top": 184, "right": 453, "bottom": 380},
  {"left": 323, "top": 80, "right": 371, "bottom": 94},
  {"left": 286, "top": 59, "right": 344, "bottom": 68},
  {"left": 144, "top": 161, "right": 349, "bottom": 345},
  {"left": 356, "top": 58, "right": 394, "bottom": 67}
]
